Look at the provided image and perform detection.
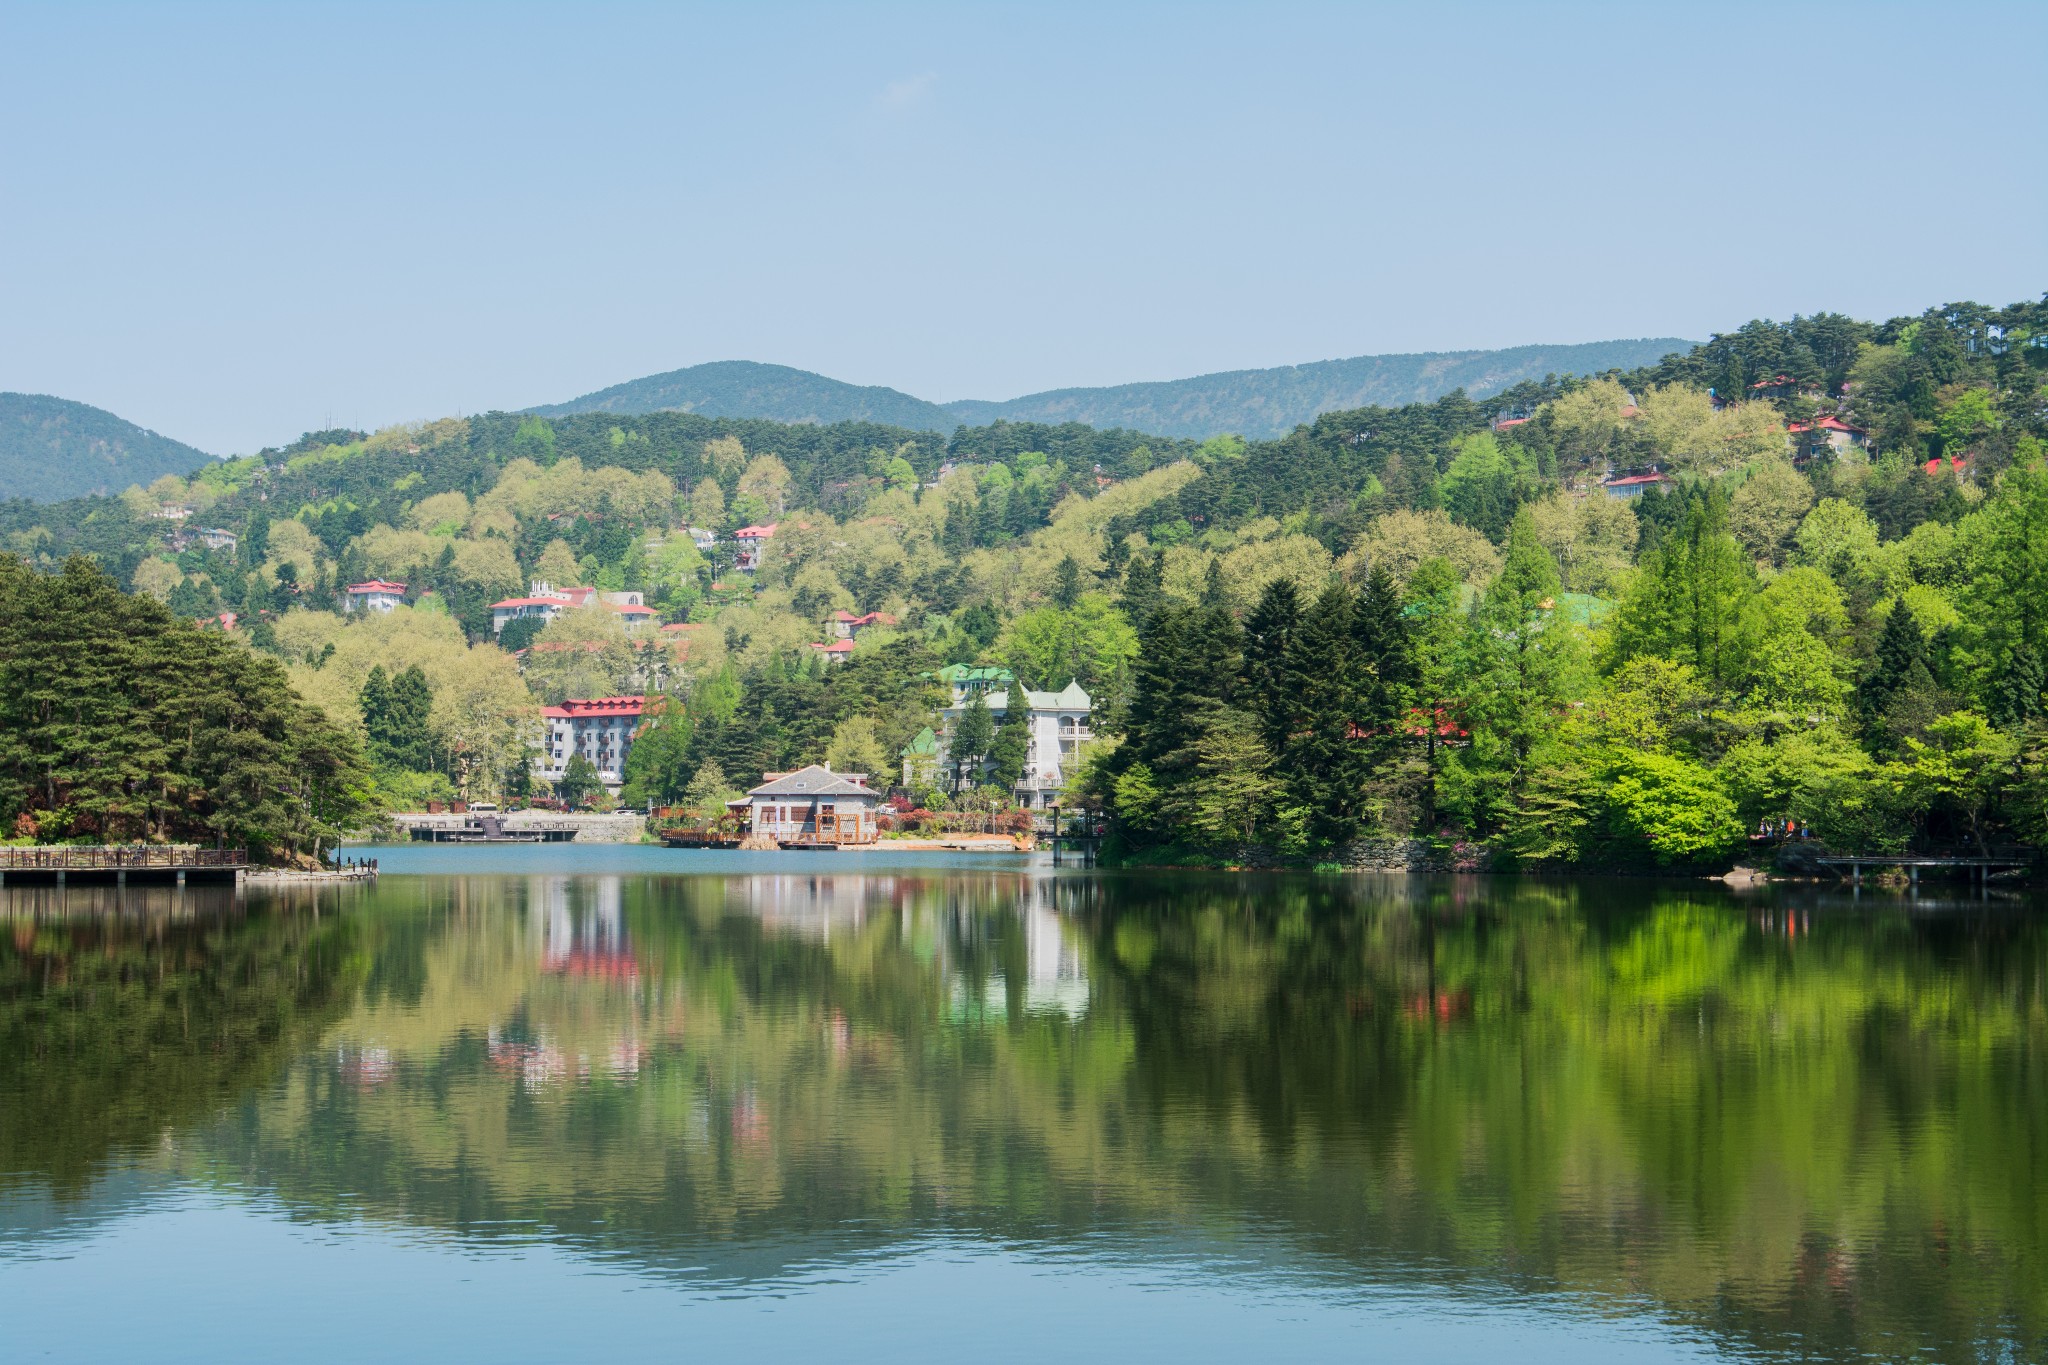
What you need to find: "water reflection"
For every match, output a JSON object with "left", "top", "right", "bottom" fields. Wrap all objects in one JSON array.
[{"left": 2, "top": 870, "right": 2043, "bottom": 1363}]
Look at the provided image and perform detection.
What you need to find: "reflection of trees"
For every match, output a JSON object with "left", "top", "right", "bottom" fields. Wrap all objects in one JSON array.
[
  {"left": 9, "top": 872, "right": 2040, "bottom": 1362},
  {"left": 0, "top": 888, "right": 363, "bottom": 1192}
]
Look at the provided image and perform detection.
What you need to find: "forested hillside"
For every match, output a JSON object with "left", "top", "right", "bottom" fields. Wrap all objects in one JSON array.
[
  {"left": 0, "top": 392, "right": 214, "bottom": 502},
  {"left": 528, "top": 339, "right": 1695, "bottom": 439},
  {"left": 528, "top": 359, "right": 955, "bottom": 429},
  {"left": 942, "top": 338, "right": 1696, "bottom": 438},
  {"left": 6, "top": 293, "right": 2044, "bottom": 868}
]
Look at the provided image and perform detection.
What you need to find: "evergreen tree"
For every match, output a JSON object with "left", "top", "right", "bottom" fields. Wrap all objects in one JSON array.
[
  {"left": 1611, "top": 488, "right": 1753, "bottom": 690},
  {"left": 1281, "top": 583, "right": 1369, "bottom": 849},
  {"left": 1118, "top": 552, "right": 1164, "bottom": 633},
  {"left": 1861, "top": 604, "right": 1927, "bottom": 729},
  {"left": 1052, "top": 555, "right": 1082, "bottom": 609},
  {"left": 951, "top": 690, "right": 996, "bottom": 791},
  {"left": 0, "top": 554, "right": 368, "bottom": 857},
  {"left": 1441, "top": 510, "right": 1585, "bottom": 834},
  {"left": 987, "top": 704, "right": 1031, "bottom": 793},
  {"left": 361, "top": 664, "right": 434, "bottom": 773},
  {"left": 1352, "top": 562, "right": 1416, "bottom": 732},
  {"left": 1242, "top": 578, "right": 1301, "bottom": 759}
]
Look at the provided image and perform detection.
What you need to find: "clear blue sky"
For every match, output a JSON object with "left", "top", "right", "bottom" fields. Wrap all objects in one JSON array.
[{"left": 2, "top": 1, "right": 2041, "bottom": 453}]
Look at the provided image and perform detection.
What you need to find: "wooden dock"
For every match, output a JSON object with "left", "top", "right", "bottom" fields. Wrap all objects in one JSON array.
[
  {"left": 1814, "top": 848, "right": 2033, "bottom": 889},
  {"left": 0, "top": 846, "right": 247, "bottom": 886}
]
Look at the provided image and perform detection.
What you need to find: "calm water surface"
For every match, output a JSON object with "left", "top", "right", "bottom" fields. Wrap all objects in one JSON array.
[{"left": 2, "top": 851, "right": 2042, "bottom": 1363}]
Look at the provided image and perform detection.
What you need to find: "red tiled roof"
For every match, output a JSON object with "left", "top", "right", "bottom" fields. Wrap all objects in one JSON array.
[
  {"left": 735, "top": 523, "right": 778, "bottom": 538},
  {"left": 609, "top": 602, "right": 656, "bottom": 616},
  {"left": 809, "top": 639, "right": 858, "bottom": 654},
  {"left": 1494, "top": 417, "right": 1531, "bottom": 429},
  {"left": 346, "top": 580, "right": 407, "bottom": 594},
  {"left": 542, "top": 696, "right": 648, "bottom": 719}
]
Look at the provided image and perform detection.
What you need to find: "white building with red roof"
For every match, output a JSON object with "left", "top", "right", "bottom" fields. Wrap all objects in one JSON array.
[
  {"left": 828, "top": 609, "right": 899, "bottom": 640},
  {"left": 536, "top": 695, "right": 649, "bottom": 789},
  {"left": 343, "top": 580, "right": 407, "bottom": 614},
  {"left": 1787, "top": 415, "right": 1870, "bottom": 458},
  {"left": 491, "top": 581, "right": 658, "bottom": 637},
  {"left": 734, "top": 524, "right": 777, "bottom": 572}
]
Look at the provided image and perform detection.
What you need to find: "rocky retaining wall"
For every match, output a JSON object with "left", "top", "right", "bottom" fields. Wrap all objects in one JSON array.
[
  {"left": 514, "top": 813, "right": 646, "bottom": 843},
  {"left": 1339, "top": 837, "right": 1491, "bottom": 872}
]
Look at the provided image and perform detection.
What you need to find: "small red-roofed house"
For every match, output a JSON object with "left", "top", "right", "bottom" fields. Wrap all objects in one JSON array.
[
  {"left": 343, "top": 580, "right": 407, "bottom": 614},
  {"left": 734, "top": 524, "right": 778, "bottom": 572}
]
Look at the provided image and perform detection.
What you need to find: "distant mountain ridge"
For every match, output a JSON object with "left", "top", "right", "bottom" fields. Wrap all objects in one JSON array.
[
  {"left": 939, "top": 340, "right": 1697, "bottom": 439},
  {"left": 524, "top": 360, "right": 955, "bottom": 430},
  {"left": 532, "top": 339, "right": 1696, "bottom": 440},
  {"left": 0, "top": 393, "right": 214, "bottom": 503}
]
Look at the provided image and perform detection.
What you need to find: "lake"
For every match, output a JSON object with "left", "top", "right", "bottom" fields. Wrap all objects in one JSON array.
[{"left": 2, "top": 852, "right": 2042, "bottom": 1363}]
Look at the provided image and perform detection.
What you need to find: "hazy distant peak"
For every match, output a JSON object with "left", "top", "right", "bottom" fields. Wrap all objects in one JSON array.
[
  {"left": 525, "top": 360, "right": 954, "bottom": 430},
  {"left": 533, "top": 339, "right": 1697, "bottom": 441},
  {"left": 0, "top": 392, "right": 214, "bottom": 503}
]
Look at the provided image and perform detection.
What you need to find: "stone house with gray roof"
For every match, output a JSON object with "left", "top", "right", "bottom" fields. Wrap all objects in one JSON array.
[{"left": 743, "top": 764, "right": 883, "bottom": 845}]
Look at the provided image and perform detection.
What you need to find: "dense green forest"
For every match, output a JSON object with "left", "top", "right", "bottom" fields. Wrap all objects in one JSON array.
[
  {"left": 0, "top": 557, "right": 370, "bottom": 857},
  {"left": 0, "top": 392, "right": 216, "bottom": 502},
  {"left": 3, "top": 293, "right": 2044, "bottom": 866}
]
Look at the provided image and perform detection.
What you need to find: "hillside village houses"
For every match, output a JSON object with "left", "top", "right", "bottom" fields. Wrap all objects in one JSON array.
[
  {"left": 903, "top": 664, "right": 1093, "bottom": 808},
  {"left": 490, "top": 581, "right": 657, "bottom": 636},
  {"left": 342, "top": 579, "right": 407, "bottom": 614},
  {"left": 733, "top": 523, "right": 777, "bottom": 571},
  {"left": 829, "top": 609, "right": 898, "bottom": 640},
  {"left": 535, "top": 695, "right": 648, "bottom": 791}
]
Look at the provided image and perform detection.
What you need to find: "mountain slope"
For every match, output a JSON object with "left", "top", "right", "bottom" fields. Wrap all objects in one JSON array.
[
  {"left": 0, "top": 393, "right": 214, "bottom": 503},
  {"left": 528, "top": 360, "right": 954, "bottom": 430},
  {"left": 535, "top": 340, "right": 1696, "bottom": 441},
  {"left": 940, "top": 339, "right": 1696, "bottom": 440}
]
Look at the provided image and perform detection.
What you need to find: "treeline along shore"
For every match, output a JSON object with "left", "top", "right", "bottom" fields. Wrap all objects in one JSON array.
[{"left": 3, "top": 294, "right": 2046, "bottom": 872}]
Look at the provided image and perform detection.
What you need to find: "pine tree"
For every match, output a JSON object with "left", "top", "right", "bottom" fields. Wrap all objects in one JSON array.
[
  {"left": 951, "top": 690, "right": 996, "bottom": 791},
  {"left": 1281, "top": 583, "right": 1368, "bottom": 849},
  {"left": 1052, "top": 555, "right": 1082, "bottom": 609},
  {"left": 1242, "top": 578, "right": 1301, "bottom": 758},
  {"left": 1861, "top": 604, "right": 1926, "bottom": 729},
  {"left": 1119, "top": 552, "right": 1164, "bottom": 632},
  {"left": 988, "top": 704, "right": 1031, "bottom": 792}
]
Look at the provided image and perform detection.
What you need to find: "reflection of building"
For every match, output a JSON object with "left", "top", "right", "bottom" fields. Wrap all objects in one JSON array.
[
  {"left": 529, "top": 874, "right": 628, "bottom": 970},
  {"left": 1022, "top": 893, "right": 1090, "bottom": 1017},
  {"left": 730, "top": 873, "right": 894, "bottom": 937},
  {"left": 536, "top": 697, "right": 648, "bottom": 788}
]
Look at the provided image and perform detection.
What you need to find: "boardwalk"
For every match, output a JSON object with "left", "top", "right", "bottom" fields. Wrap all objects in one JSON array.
[
  {"left": 1813, "top": 847, "right": 2032, "bottom": 889},
  {"left": 0, "top": 846, "right": 247, "bottom": 885}
]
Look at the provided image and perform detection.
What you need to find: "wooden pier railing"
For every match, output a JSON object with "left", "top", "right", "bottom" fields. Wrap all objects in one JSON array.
[{"left": 0, "top": 846, "right": 248, "bottom": 871}]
